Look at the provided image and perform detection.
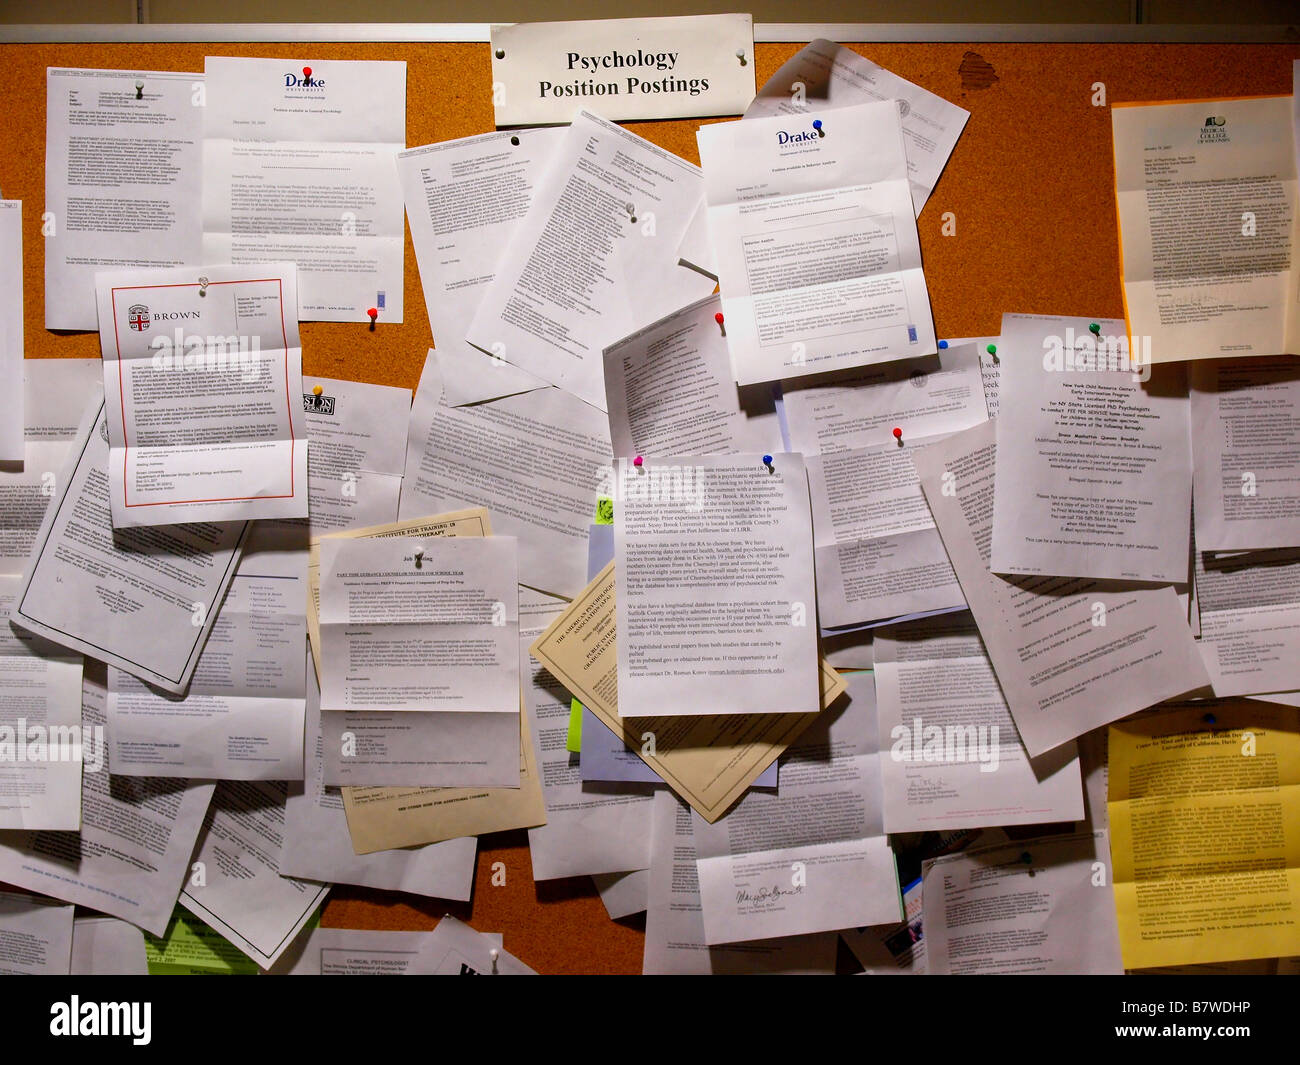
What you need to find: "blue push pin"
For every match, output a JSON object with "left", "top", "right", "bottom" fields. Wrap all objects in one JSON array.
[
  {"left": 1020, "top": 852, "right": 1032, "bottom": 864},
  {"left": 938, "top": 339, "right": 948, "bottom": 349},
  {"left": 813, "top": 119, "right": 824, "bottom": 138},
  {"left": 1203, "top": 712, "right": 1216, "bottom": 725},
  {"left": 762, "top": 454, "right": 774, "bottom": 473}
]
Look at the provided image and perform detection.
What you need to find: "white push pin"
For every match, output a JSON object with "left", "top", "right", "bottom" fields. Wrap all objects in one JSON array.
[
  {"left": 198, "top": 275, "right": 209, "bottom": 298},
  {"left": 489, "top": 948, "right": 499, "bottom": 974},
  {"left": 735, "top": 48, "right": 747, "bottom": 66},
  {"left": 414, "top": 543, "right": 424, "bottom": 568},
  {"left": 135, "top": 80, "right": 144, "bottom": 100}
]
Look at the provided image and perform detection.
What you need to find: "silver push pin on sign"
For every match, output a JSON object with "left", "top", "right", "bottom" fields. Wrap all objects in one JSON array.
[{"left": 135, "top": 80, "right": 144, "bottom": 100}]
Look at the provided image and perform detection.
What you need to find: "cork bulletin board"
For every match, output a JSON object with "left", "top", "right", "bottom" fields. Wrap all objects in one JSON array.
[{"left": 1, "top": 34, "right": 1298, "bottom": 974}]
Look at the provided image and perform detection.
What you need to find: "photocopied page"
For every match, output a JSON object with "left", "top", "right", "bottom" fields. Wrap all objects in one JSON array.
[
  {"left": 604, "top": 294, "right": 781, "bottom": 458},
  {"left": 13, "top": 397, "right": 248, "bottom": 695},
  {"left": 1112, "top": 94, "right": 1300, "bottom": 362},
  {"left": 203, "top": 57, "right": 406, "bottom": 323},
  {"left": 524, "top": 634, "right": 654, "bottom": 881},
  {"left": 990, "top": 312, "right": 1192, "bottom": 583},
  {"left": 1191, "top": 356, "right": 1300, "bottom": 551},
  {"left": 692, "top": 670, "right": 902, "bottom": 944},
  {"left": 308, "top": 510, "right": 525, "bottom": 789},
  {"left": 0, "top": 576, "right": 84, "bottom": 831},
  {"left": 106, "top": 529, "right": 306, "bottom": 781},
  {"left": 530, "top": 560, "right": 845, "bottom": 821},
  {"left": 466, "top": 109, "right": 714, "bottom": 410},
  {"left": 807, "top": 431, "right": 965, "bottom": 628},
  {"left": 0, "top": 666, "right": 215, "bottom": 936},
  {"left": 401, "top": 350, "right": 612, "bottom": 598},
  {"left": 697, "top": 99, "right": 936, "bottom": 387},
  {"left": 782, "top": 342, "right": 986, "bottom": 456},
  {"left": 301, "top": 375, "right": 410, "bottom": 533},
  {"left": 593, "top": 869, "right": 648, "bottom": 920},
  {"left": 396, "top": 129, "right": 563, "bottom": 406},
  {"left": 614, "top": 453, "right": 820, "bottom": 717},
  {"left": 1194, "top": 547, "right": 1300, "bottom": 697},
  {"left": 340, "top": 697, "right": 547, "bottom": 854},
  {"left": 22, "top": 358, "right": 102, "bottom": 444},
  {"left": 270, "top": 927, "right": 447, "bottom": 975},
  {"left": 642, "top": 789, "right": 838, "bottom": 975},
  {"left": 416, "top": 916, "right": 536, "bottom": 975},
  {"left": 744, "top": 39, "right": 969, "bottom": 216},
  {"left": 0, "top": 891, "right": 74, "bottom": 975},
  {"left": 0, "top": 201, "right": 21, "bottom": 464},
  {"left": 915, "top": 419, "right": 1211, "bottom": 756},
  {"left": 1108, "top": 699, "right": 1300, "bottom": 968},
  {"left": 875, "top": 613, "right": 1083, "bottom": 833},
  {"left": 318, "top": 535, "right": 518, "bottom": 714},
  {"left": 45, "top": 68, "right": 203, "bottom": 331},
  {"left": 840, "top": 877, "right": 925, "bottom": 974},
  {"left": 922, "top": 829, "right": 1124, "bottom": 974},
  {"left": 280, "top": 658, "right": 478, "bottom": 900},
  {"left": 96, "top": 261, "right": 307, "bottom": 527},
  {"left": 179, "top": 780, "right": 329, "bottom": 970}
]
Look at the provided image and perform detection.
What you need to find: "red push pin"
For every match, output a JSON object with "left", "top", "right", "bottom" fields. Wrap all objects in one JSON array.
[
  {"left": 893, "top": 426, "right": 903, "bottom": 446},
  {"left": 714, "top": 311, "right": 726, "bottom": 337},
  {"left": 303, "top": 66, "right": 313, "bottom": 84},
  {"left": 367, "top": 306, "right": 378, "bottom": 331},
  {"left": 633, "top": 455, "right": 644, "bottom": 474}
]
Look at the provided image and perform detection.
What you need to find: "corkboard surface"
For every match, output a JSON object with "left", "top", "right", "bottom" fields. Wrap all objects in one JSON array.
[{"left": 2, "top": 39, "right": 1298, "bottom": 974}]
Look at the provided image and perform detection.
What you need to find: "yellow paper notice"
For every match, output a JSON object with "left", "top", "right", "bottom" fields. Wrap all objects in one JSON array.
[{"left": 1109, "top": 699, "right": 1300, "bottom": 969}]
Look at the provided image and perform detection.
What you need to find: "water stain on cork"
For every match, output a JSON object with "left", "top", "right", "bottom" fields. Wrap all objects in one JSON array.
[{"left": 958, "top": 51, "right": 999, "bottom": 92}]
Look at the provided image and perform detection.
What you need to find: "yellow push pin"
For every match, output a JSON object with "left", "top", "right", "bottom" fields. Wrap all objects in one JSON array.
[{"left": 312, "top": 384, "right": 323, "bottom": 396}]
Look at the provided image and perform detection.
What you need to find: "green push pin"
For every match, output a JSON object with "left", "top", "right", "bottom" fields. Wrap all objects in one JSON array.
[
  {"left": 1089, "top": 322, "right": 1101, "bottom": 336},
  {"left": 986, "top": 343, "right": 998, "bottom": 363}
]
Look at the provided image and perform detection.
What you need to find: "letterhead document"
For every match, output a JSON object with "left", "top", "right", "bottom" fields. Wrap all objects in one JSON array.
[
  {"left": 13, "top": 397, "right": 248, "bottom": 695},
  {"left": 0, "top": 201, "right": 21, "bottom": 464},
  {"left": 0, "top": 667, "right": 215, "bottom": 936},
  {"left": 203, "top": 57, "right": 406, "bottom": 323},
  {"left": 922, "top": 829, "right": 1123, "bottom": 974},
  {"left": 1109, "top": 699, "right": 1300, "bottom": 968},
  {"left": 1112, "top": 95, "right": 1300, "bottom": 363},
  {"left": 603, "top": 294, "right": 781, "bottom": 458},
  {"left": 915, "top": 419, "right": 1211, "bottom": 756},
  {"left": 876, "top": 613, "right": 1083, "bottom": 833},
  {"left": 107, "top": 531, "right": 306, "bottom": 780},
  {"left": 744, "top": 40, "right": 969, "bottom": 216},
  {"left": 466, "top": 110, "right": 714, "bottom": 410},
  {"left": 301, "top": 375, "right": 410, "bottom": 533},
  {"left": 318, "top": 535, "right": 518, "bottom": 713},
  {"left": 697, "top": 100, "right": 936, "bottom": 387},
  {"left": 782, "top": 341, "right": 987, "bottom": 456},
  {"left": 693, "top": 670, "right": 901, "bottom": 944},
  {"left": 614, "top": 453, "right": 819, "bottom": 716},
  {"left": 808, "top": 431, "right": 965, "bottom": 628},
  {"left": 309, "top": 510, "right": 527, "bottom": 789},
  {"left": 530, "top": 559, "right": 845, "bottom": 821},
  {"left": 643, "top": 789, "right": 837, "bottom": 974},
  {"left": 401, "top": 350, "right": 612, "bottom": 598},
  {"left": 96, "top": 262, "right": 307, "bottom": 526},
  {"left": 45, "top": 69, "right": 203, "bottom": 331},
  {"left": 397, "top": 129, "right": 563, "bottom": 406},
  {"left": 281, "top": 657, "right": 478, "bottom": 900},
  {"left": 178, "top": 780, "right": 328, "bottom": 969},
  {"left": 0, "top": 577, "right": 83, "bottom": 831},
  {"left": 990, "top": 313, "right": 1192, "bottom": 583},
  {"left": 0, "top": 892, "right": 73, "bottom": 975},
  {"left": 1191, "top": 356, "right": 1300, "bottom": 551}
]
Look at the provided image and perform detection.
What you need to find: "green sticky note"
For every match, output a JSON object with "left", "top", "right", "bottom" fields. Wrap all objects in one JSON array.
[
  {"left": 143, "top": 907, "right": 270, "bottom": 975},
  {"left": 566, "top": 698, "right": 583, "bottom": 753},
  {"left": 595, "top": 497, "right": 613, "bottom": 525}
]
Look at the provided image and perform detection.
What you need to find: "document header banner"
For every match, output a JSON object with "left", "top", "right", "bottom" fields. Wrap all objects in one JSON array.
[{"left": 490, "top": 14, "right": 755, "bottom": 125}]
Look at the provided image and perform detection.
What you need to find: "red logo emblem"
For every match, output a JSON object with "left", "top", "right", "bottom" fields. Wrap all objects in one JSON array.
[{"left": 128, "top": 303, "right": 150, "bottom": 332}]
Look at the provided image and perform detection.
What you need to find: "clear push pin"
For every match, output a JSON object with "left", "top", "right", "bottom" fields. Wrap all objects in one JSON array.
[
  {"left": 198, "top": 275, "right": 209, "bottom": 297},
  {"left": 735, "top": 48, "right": 747, "bottom": 66},
  {"left": 135, "top": 80, "right": 144, "bottom": 100},
  {"left": 414, "top": 544, "right": 424, "bottom": 569},
  {"left": 489, "top": 948, "right": 500, "bottom": 974}
]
